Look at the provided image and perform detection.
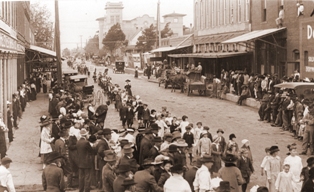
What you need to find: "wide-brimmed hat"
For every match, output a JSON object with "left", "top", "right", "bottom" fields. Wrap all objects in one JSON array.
[
  {"left": 103, "top": 128, "right": 112, "bottom": 135},
  {"left": 168, "top": 144, "right": 178, "bottom": 153},
  {"left": 45, "top": 151, "right": 64, "bottom": 164},
  {"left": 153, "top": 155, "right": 170, "bottom": 165},
  {"left": 121, "top": 178, "right": 137, "bottom": 186},
  {"left": 150, "top": 123, "right": 160, "bottom": 131},
  {"left": 164, "top": 133, "right": 173, "bottom": 139},
  {"left": 104, "top": 151, "right": 117, "bottom": 162},
  {"left": 172, "top": 131, "right": 181, "bottom": 141},
  {"left": 142, "top": 158, "right": 154, "bottom": 166},
  {"left": 125, "top": 79, "right": 131, "bottom": 82},
  {"left": 269, "top": 145, "right": 280, "bottom": 154},
  {"left": 119, "top": 139, "right": 131, "bottom": 148},
  {"left": 153, "top": 136, "right": 162, "bottom": 143},
  {"left": 173, "top": 139, "right": 188, "bottom": 147},
  {"left": 216, "top": 181, "right": 231, "bottom": 192},
  {"left": 123, "top": 144, "right": 134, "bottom": 154},
  {"left": 80, "top": 128, "right": 88, "bottom": 136},
  {"left": 39, "top": 115, "right": 51, "bottom": 126},
  {"left": 217, "top": 128, "right": 224, "bottom": 134},
  {"left": 115, "top": 163, "right": 131, "bottom": 173},
  {"left": 222, "top": 154, "right": 238, "bottom": 163},
  {"left": 200, "top": 154, "right": 214, "bottom": 163}
]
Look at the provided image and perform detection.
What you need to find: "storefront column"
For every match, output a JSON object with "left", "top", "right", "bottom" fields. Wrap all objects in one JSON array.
[{"left": 0, "top": 53, "right": 4, "bottom": 127}]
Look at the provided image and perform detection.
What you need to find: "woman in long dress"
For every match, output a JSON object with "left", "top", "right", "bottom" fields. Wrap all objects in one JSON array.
[
  {"left": 283, "top": 144, "right": 303, "bottom": 192},
  {"left": 39, "top": 116, "right": 54, "bottom": 169},
  {"left": 265, "top": 146, "right": 281, "bottom": 192},
  {"left": 211, "top": 135, "right": 222, "bottom": 173}
]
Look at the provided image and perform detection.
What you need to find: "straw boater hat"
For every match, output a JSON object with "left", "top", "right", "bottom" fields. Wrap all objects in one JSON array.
[
  {"left": 123, "top": 144, "right": 134, "bottom": 154},
  {"left": 173, "top": 139, "right": 188, "bottom": 147},
  {"left": 153, "top": 155, "right": 170, "bottom": 165},
  {"left": 241, "top": 139, "right": 249, "bottom": 145},
  {"left": 39, "top": 115, "right": 51, "bottom": 126}
]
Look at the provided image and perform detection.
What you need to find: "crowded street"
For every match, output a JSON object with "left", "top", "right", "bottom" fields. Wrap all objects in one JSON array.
[{"left": 6, "top": 60, "right": 307, "bottom": 191}]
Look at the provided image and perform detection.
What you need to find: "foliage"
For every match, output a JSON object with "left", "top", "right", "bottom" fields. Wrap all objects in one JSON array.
[
  {"left": 102, "top": 23, "right": 126, "bottom": 59},
  {"left": 161, "top": 22, "right": 173, "bottom": 38},
  {"left": 136, "top": 24, "right": 157, "bottom": 52},
  {"left": 62, "top": 48, "right": 71, "bottom": 57},
  {"left": 85, "top": 35, "right": 99, "bottom": 56},
  {"left": 30, "top": 2, "right": 54, "bottom": 50}
]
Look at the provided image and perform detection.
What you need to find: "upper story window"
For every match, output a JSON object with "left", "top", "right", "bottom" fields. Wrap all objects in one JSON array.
[
  {"left": 110, "top": 16, "right": 114, "bottom": 24},
  {"left": 238, "top": 0, "right": 241, "bottom": 23},
  {"left": 262, "top": 0, "right": 267, "bottom": 22},
  {"left": 246, "top": 0, "right": 250, "bottom": 21}
]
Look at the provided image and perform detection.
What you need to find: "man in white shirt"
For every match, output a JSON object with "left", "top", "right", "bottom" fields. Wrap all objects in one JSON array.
[
  {"left": 0, "top": 157, "right": 15, "bottom": 192},
  {"left": 193, "top": 155, "right": 214, "bottom": 192},
  {"left": 164, "top": 164, "right": 191, "bottom": 192}
]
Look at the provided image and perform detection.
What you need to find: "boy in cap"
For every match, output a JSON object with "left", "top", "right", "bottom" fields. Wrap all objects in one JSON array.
[
  {"left": 0, "top": 157, "right": 15, "bottom": 192},
  {"left": 183, "top": 126, "right": 194, "bottom": 165}
]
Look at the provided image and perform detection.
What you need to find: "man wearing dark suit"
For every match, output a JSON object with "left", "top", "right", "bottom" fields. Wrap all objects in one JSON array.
[
  {"left": 134, "top": 159, "right": 163, "bottom": 192},
  {"left": 126, "top": 104, "right": 135, "bottom": 128},
  {"left": 50, "top": 95, "right": 60, "bottom": 118},
  {"left": 76, "top": 129, "right": 94, "bottom": 192},
  {"left": 113, "top": 164, "right": 131, "bottom": 192},
  {"left": 51, "top": 119, "right": 61, "bottom": 143},
  {"left": 142, "top": 104, "right": 150, "bottom": 128},
  {"left": 139, "top": 130, "right": 153, "bottom": 166},
  {"left": 237, "top": 150, "right": 254, "bottom": 192},
  {"left": 117, "top": 144, "right": 138, "bottom": 173},
  {"left": 119, "top": 104, "right": 128, "bottom": 128},
  {"left": 96, "top": 128, "right": 111, "bottom": 189},
  {"left": 102, "top": 150, "right": 117, "bottom": 192},
  {"left": 148, "top": 137, "right": 162, "bottom": 160}
]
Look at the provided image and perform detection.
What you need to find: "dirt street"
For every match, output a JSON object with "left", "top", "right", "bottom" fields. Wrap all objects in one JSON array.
[{"left": 8, "top": 64, "right": 309, "bottom": 191}]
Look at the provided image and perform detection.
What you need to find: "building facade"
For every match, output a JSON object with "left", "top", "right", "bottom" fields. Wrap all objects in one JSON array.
[
  {"left": 0, "top": 1, "right": 33, "bottom": 127},
  {"left": 96, "top": 1, "right": 186, "bottom": 50}
]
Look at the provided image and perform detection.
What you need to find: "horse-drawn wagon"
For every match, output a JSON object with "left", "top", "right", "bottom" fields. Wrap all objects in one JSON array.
[
  {"left": 113, "top": 61, "right": 125, "bottom": 73},
  {"left": 186, "top": 71, "right": 207, "bottom": 96}
]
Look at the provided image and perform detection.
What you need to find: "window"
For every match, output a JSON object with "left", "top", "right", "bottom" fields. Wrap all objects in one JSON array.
[
  {"left": 217, "top": 0, "right": 220, "bottom": 26},
  {"left": 231, "top": 2, "right": 234, "bottom": 24},
  {"left": 262, "top": 0, "right": 267, "bottom": 22},
  {"left": 223, "top": 0, "right": 226, "bottom": 25},
  {"left": 246, "top": 0, "right": 250, "bottom": 21},
  {"left": 110, "top": 16, "right": 114, "bottom": 24},
  {"left": 116, "top": 15, "right": 120, "bottom": 23},
  {"left": 293, "top": 49, "right": 300, "bottom": 61},
  {"left": 200, "top": 0, "right": 203, "bottom": 29},
  {"left": 212, "top": 0, "right": 215, "bottom": 27},
  {"left": 304, "top": 51, "right": 308, "bottom": 66}
]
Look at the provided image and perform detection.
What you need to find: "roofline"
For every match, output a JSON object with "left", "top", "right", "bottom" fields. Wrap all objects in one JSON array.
[{"left": 162, "top": 13, "right": 186, "bottom": 17}]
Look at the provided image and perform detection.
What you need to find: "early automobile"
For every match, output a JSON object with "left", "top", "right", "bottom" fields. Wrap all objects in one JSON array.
[
  {"left": 274, "top": 82, "right": 314, "bottom": 100},
  {"left": 114, "top": 61, "right": 125, "bottom": 73},
  {"left": 69, "top": 75, "right": 94, "bottom": 103}
]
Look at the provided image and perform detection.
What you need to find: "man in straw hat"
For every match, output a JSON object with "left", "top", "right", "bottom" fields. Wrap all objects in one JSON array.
[
  {"left": 76, "top": 128, "right": 93, "bottom": 192},
  {"left": 113, "top": 163, "right": 132, "bottom": 192},
  {"left": 42, "top": 152, "right": 66, "bottom": 192},
  {"left": 0, "top": 157, "right": 15, "bottom": 192},
  {"left": 193, "top": 154, "right": 214, "bottom": 192},
  {"left": 102, "top": 150, "right": 117, "bottom": 192},
  {"left": 134, "top": 158, "right": 163, "bottom": 192}
]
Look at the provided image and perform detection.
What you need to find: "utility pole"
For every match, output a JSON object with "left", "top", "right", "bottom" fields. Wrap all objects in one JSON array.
[
  {"left": 55, "top": 0, "right": 62, "bottom": 85},
  {"left": 157, "top": 0, "right": 161, "bottom": 48},
  {"left": 80, "top": 35, "right": 83, "bottom": 50}
]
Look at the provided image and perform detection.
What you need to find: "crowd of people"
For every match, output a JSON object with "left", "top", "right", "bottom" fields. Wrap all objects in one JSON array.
[{"left": 37, "top": 68, "right": 314, "bottom": 192}]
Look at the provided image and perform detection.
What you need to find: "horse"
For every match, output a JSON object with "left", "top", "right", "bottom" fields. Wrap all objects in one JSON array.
[{"left": 168, "top": 74, "right": 187, "bottom": 93}]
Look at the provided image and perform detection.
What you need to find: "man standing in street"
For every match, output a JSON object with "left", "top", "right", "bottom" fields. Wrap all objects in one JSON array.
[
  {"left": 76, "top": 128, "right": 94, "bottom": 192},
  {"left": 193, "top": 155, "right": 214, "bottom": 192},
  {"left": 0, "top": 157, "right": 15, "bottom": 192},
  {"left": 102, "top": 150, "right": 116, "bottom": 192},
  {"left": 139, "top": 129, "right": 153, "bottom": 166}
]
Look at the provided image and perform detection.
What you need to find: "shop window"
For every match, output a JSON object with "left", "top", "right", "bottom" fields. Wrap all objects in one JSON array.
[
  {"left": 293, "top": 49, "right": 300, "bottom": 61},
  {"left": 304, "top": 51, "right": 308, "bottom": 66}
]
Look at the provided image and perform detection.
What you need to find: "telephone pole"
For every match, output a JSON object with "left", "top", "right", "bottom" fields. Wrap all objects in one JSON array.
[
  {"left": 55, "top": 0, "right": 62, "bottom": 85},
  {"left": 157, "top": 0, "right": 161, "bottom": 48}
]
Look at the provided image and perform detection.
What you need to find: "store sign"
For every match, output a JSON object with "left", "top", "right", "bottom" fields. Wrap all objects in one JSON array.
[
  {"left": 0, "top": 34, "right": 17, "bottom": 51},
  {"left": 32, "top": 67, "right": 58, "bottom": 72},
  {"left": 305, "top": 66, "right": 314, "bottom": 72},
  {"left": 308, "top": 25, "right": 314, "bottom": 39},
  {"left": 309, "top": 56, "right": 314, "bottom": 62}
]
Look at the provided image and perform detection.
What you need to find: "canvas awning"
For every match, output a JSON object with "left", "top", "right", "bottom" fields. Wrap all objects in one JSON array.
[
  {"left": 150, "top": 45, "right": 191, "bottom": 53},
  {"left": 168, "top": 51, "right": 251, "bottom": 58},
  {"left": 222, "top": 28, "right": 286, "bottom": 44},
  {"left": 29, "top": 45, "right": 57, "bottom": 57}
]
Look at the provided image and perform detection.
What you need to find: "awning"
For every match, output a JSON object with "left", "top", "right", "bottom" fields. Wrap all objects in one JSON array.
[
  {"left": 222, "top": 28, "right": 286, "bottom": 44},
  {"left": 168, "top": 51, "right": 251, "bottom": 58},
  {"left": 29, "top": 45, "right": 57, "bottom": 57},
  {"left": 150, "top": 45, "right": 191, "bottom": 53},
  {"left": 194, "top": 32, "right": 246, "bottom": 45}
]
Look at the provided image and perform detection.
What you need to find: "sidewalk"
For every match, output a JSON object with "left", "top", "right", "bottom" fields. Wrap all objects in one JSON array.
[{"left": 7, "top": 93, "right": 48, "bottom": 191}]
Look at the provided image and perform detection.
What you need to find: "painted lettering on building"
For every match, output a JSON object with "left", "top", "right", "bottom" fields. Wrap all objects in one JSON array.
[
  {"left": 308, "top": 25, "right": 314, "bottom": 39},
  {"left": 305, "top": 66, "right": 314, "bottom": 72},
  {"left": 309, "top": 56, "right": 314, "bottom": 62}
]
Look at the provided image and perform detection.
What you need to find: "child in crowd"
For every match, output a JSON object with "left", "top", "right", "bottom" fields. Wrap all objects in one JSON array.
[
  {"left": 221, "top": 83, "right": 229, "bottom": 100},
  {"left": 183, "top": 126, "right": 194, "bottom": 165},
  {"left": 142, "top": 104, "right": 150, "bottom": 128},
  {"left": 260, "top": 147, "right": 270, "bottom": 179},
  {"left": 155, "top": 114, "right": 169, "bottom": 138},
  {"left": 275, "top": 164, "right": 294, "bottom": 192},
  {"left": 179, "top": 115, "right": 189, "bottom": 137},
  {"left": 198, "top": 131, "right": 212, "bottom": 157},
  {"left": 149, "top": 109, "right": 157, "bottom": 125},
  {"left": 203, "top": 126, "right": 213, "bottom": 142},
  {"left": 237, "top": 149, "right": 254, "bottom": 192}
]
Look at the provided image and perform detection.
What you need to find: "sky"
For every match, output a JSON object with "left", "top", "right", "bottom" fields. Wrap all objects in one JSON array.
[{"left": 30, "top": 0, "right": 194, "bottom": 50}]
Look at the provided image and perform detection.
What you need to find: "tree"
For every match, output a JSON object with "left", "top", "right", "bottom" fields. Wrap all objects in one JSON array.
[
  {"left": 102, "top": 23, "right": 126, "bottom": 61},
  {"left": 30, "top": 2, "right": 54, "bottom": 50},
  {"left": 161, "top": 22, "right": 173, "bottom": 38},
  {"left": 136, "top": 24, "right": 157, "bottom": 52},
  {"left": 85, "top": 35, "right": 99, "bottom": 56},
  {"left": 62, "top": 48, "right": 71, "bottom": 57}
]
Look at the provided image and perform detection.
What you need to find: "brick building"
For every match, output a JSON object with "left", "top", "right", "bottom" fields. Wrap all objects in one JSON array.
[{"left": 0, "top": 1, "right": 34, "bottom": 126}]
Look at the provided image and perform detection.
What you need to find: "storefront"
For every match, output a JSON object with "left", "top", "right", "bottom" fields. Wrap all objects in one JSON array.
[{"left": 300, "top": 18, "right": 314, "bottom": 78}]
